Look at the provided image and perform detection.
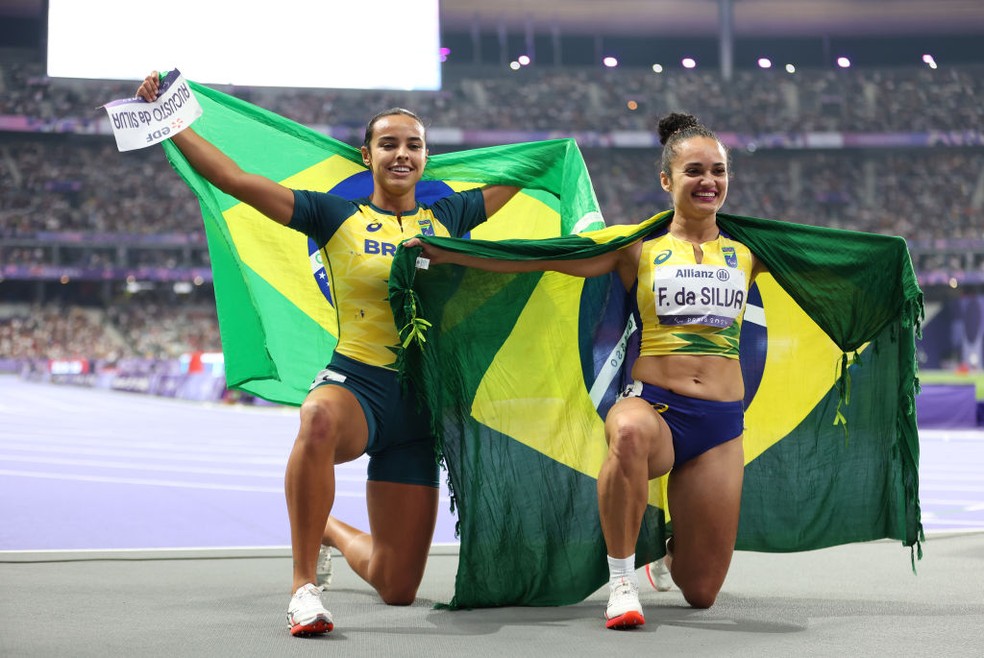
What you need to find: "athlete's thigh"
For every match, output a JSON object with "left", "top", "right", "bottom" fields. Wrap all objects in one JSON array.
[
  {"left": 303, "top": 384, "right": 369, "bottom": 464},
  {"left": 604, "top": 396, "right": 673, "bottom": 478},
  {"left": 667, "top": 435, "right": 744, "bottom": 582},
  {"left": 365, "top": 480, "right": 439, "bottom": 570}
]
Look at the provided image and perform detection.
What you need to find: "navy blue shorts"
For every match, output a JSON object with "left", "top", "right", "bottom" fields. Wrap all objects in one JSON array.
[
  {"left": 310, "top": 353, "right": 438, "bottom": 488},
  {"left": 619, "top": 381, "right": 744, "bottom": 468}
]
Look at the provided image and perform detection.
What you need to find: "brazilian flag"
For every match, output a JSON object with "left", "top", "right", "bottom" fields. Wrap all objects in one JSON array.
[
  {"left": 158, "top": 81, "right": 604, "bottom": 405},
  {"left": 390, "top": 211, "right": 924, "bottom": 608},
  {"left": 156, "top": 80, "right": 922, "bottom": 611}
]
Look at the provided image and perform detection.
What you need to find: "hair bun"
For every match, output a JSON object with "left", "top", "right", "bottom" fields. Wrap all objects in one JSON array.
[{"left": 657, "top": 113, "right": 701, "bottom": 145}]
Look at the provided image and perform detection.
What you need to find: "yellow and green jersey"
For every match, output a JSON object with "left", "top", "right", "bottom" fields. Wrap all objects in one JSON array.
[
  {"left": 290, "top": 188, "right": 486, "bottom": 368},
  {"left": 635, "top": 228, "right": 755, "bottom": 359}
]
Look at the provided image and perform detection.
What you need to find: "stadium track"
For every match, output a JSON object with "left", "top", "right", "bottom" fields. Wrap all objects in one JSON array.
[{"left": 1, "top": 375, "right": 982, "bottom": 656}]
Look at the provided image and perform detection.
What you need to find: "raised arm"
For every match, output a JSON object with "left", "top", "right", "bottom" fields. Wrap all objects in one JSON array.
[
  {"left": 136, "top": 71, "right": 295, "bottom": 225},
  {"left": 480, "top": 185, "right": 521, "bottom": 218}
]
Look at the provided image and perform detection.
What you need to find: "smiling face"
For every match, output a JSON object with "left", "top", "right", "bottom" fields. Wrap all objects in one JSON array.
[
  {"left": 659, "top": 136, "right": 729, "bottom": 221},
  {"left": 360, "top": 113, "right": 427, "bottom": 202}
]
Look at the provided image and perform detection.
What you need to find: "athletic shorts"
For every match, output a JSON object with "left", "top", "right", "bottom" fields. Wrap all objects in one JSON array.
[
  {"left": 309, "top": 352, "right": 438, "bottom": 487},
  {"left": 618, "top": 380, "right": 744, "bottom": 468}
]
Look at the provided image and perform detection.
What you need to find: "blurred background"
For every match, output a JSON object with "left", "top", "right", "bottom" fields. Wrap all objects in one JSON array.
[{"left": 1, "top": 0, "right": 982, "bottom": 421}]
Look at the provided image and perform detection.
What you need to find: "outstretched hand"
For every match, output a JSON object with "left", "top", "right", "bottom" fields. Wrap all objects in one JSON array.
[
  {"left": 136, "top": 71, "right": 161, "bottom": 102},
  {"left": 402, "top": 237, "right": 453, "bottom": 266}
]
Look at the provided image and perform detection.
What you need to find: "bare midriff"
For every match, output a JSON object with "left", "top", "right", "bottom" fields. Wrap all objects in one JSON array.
[{"left": 631, "top": 353, "right": 745, "bottom": 402}]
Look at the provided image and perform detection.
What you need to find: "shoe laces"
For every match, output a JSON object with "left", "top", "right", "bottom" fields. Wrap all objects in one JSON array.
[
  {"left": 294, "top": 583, "right": 324, "bottom": 602},
  {"left": 610, "top": 576, "right": 638, "bottom": 597}
]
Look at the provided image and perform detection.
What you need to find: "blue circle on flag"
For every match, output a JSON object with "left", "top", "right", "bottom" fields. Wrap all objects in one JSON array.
[{"left": 739, "top": 282, "right": 766, "bottom": 408}]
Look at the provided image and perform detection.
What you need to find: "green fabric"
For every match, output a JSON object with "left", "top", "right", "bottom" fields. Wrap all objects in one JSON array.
[
  {"left": 390, "top": 210, "right": 924, "bottom": 609},
  {"left": 157, "top": 80, "right": 924, "bottom": 611},
  {"left": 160, "top": 80, "right": 603, "bottom": 405}
]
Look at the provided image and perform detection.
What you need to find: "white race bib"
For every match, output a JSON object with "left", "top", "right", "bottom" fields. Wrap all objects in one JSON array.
[
  {"left": 652, "top": 264, "right": 747, "bottom": 327},
  {"left": 102, "top": 69, "right": 202, "bottom": 152}
]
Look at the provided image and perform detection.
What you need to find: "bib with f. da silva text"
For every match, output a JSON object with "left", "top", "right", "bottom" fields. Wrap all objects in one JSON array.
[{"left": 652, "top": 263, "right": 747, "bottom": 327}]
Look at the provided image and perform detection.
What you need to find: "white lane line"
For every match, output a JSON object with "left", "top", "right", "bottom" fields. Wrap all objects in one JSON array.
[
  {"left": 920, "top": 463, "right": 984, "bottom": 472},
  {"left": 917, "top": 484, "right": 984, "bottom": 493},
  {"left": 0, "top": 454, "right": 369, "bottom": 482},
  {"left": 0, "top": 469, "right": 372, "bottom": 495},
  {"left": 919, "top": 430, "right": 984, "bottom": 440},
  {"left": 922, "top": 520, "right": 984, "bottom": 528},
  {"left": 920, "top": 498, "right": 984, "bottom": 506},
  {"left": 0, "top": 435, "right": 294, "bottom": 451},
  {"left": 0, "top": 443, "right": 294, "bottom": 461}
]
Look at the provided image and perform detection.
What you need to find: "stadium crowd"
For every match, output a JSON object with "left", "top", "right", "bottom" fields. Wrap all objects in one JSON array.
[
  {"left": 0, "top": 299, "right": 220, "bottom": 361},
  {"left": 3, "top": 57, "right": 981, "bottom": 135},
  {"left": 3, "top": 133, "right": 981, "bottom": 244},
  {"left": 1, "top": 51, "right": 982, "bottom": 362}
]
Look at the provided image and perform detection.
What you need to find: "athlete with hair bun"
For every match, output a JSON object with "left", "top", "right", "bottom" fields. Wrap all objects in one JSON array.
[{"left": 408, "top": 112, "right": 765, "bottom": 629}]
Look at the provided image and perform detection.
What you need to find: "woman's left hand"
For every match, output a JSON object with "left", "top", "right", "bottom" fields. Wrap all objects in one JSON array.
[{"left": 402, "top": 237, "right": 453, "bottom": 265}]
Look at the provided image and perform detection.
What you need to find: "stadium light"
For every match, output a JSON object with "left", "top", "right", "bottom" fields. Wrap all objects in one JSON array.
[
  {"left": 509, "top": 61, "right": 521, "bottom": 70},
  {"left": 785, "top": 64, "right": 796, "bottom": 73},
  {"left": 923, "top": 54, "right": 938, "bottom": 69},
  {"left": 627, "top": 100, "right": 639, "bottom": 110},
  {"left": 518, "top": 55, "right": 531, "bottom": 66},
  {"left": 603, "top": 56, "right": 619, "bottom": 68},
  {"left": 682, "top": 57, "right": 697, "bottom": 69},
  {"left": 757, "top": 58, "right": 772, "bottom": 69},
  {"left": 651, "top": 63, "right": 664, "bottom": 73},
  {"left": 836, "top": 56, "right": 851, "bottom": 68}
]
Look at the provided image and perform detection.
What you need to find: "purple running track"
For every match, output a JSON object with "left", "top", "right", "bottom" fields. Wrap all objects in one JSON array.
[
  {"left": 1, "top": 376, "right": 982, "bottom": 551},
  {"left": 0, "top": 376, "right": 459, "bottom": 551}
]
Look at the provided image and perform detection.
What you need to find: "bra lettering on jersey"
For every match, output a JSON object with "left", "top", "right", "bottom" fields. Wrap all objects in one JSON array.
[
  {"left": 653, "top": 264, "right": 747, "bottom": 328},
  {"left": 364, "top": 239, "right": 397, "bottom": 256}
]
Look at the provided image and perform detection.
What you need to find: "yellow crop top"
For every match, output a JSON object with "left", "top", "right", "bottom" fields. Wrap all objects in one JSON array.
[{"left": 636, "top": 230, "right": 755, "bottom": 359}]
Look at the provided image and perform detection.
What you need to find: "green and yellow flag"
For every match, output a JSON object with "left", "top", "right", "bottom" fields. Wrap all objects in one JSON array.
[
  {"left": 390, "top": 211, "right": 924, "bottom": 609},
  {"left": 159, "top": 81, "right": 603, "bottom": 405},
  {"left": 159, "top": 81, "right": 923, "bottom": 612}
]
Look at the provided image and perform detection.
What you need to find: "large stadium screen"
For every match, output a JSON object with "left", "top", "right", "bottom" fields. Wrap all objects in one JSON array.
[{"left": 45, "top": 0, "right": 441, "bottom": 90}]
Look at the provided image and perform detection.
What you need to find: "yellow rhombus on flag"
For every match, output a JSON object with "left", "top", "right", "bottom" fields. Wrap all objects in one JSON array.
[{"left": 154, "top": 79, "right": 923, "bottom": 611}]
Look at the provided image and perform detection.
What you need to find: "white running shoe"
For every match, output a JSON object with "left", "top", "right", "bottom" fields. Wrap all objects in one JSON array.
[
  {"left": 287, "top": 583, "right": 333, "bottom": 636},
  {"left": 605, "top": 577, "right": 645, "bottom": 629},
  {"left": 645, "top": 558, "right": 673, "bottom": 592},
  {"left": 316, "top": 545, "right": 333, "bottom": 588}
]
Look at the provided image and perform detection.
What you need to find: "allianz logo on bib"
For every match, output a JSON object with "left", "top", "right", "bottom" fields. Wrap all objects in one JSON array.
[{"left": 675, "top": 267, "right": 727, "bottom": 280}]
